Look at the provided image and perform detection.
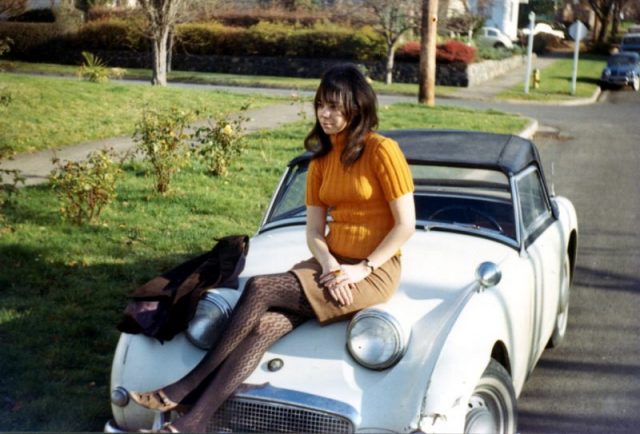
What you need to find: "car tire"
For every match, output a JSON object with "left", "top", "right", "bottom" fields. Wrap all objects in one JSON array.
[
  {"left": 465, "top": 359, "right": 517, "bottom": 434},
  {"left": 493, "top": 42, "right": 505, "bottom": 49},
  {"left": 632, "top": 76, "right": 639, "bottom": 92},
  {"left": 548, "top": 253, "right": 571, "bottom": 348}
]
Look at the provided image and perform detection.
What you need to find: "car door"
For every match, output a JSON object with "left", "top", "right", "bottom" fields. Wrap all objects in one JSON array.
[{"left": 515, "top": 167, "right": 563, "bottom": 371}]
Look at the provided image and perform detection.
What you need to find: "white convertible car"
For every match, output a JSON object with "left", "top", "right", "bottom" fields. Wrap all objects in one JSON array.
[{"left": 106, "top": 129, "right": 578, "bottom": 434}]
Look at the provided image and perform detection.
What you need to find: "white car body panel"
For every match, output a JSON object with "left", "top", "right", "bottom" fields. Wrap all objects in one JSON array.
[{"left": 110, "top": 210, "right": 574, "bottom": 431}]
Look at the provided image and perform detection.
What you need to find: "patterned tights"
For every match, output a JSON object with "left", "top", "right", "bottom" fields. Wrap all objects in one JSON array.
[{"left": 165, "top": 272, "right": 315, "bottom": 432}]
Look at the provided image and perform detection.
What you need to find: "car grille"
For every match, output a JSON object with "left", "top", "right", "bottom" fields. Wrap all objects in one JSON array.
[{"left": 206, "top": 397, "right": 354, "bottom": 433}]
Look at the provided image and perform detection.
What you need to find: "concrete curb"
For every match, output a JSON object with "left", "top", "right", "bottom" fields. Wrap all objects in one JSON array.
[
  {"left": 500, "top": 86, "right": 602, "bottom": 106},
  {"left": 518, "top": 118, "right": 539, "bottom": 139}
]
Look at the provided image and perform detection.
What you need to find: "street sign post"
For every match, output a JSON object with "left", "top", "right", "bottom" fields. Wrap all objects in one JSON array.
[
  {"left": 569, "top": 20, "right": 588, "bottom": 95},
  {"left": 524, "top": 11, "right": 535, "bottom": 94}
]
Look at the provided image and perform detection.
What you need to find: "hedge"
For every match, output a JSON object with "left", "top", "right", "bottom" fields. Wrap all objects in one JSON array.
[{"left": 0, "top": 19, "right": 386, "bottom": 63}]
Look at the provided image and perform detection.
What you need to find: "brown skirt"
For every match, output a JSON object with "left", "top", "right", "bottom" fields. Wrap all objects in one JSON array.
[{"left": 290, "top": 255, "right": 401, "bottom": 324}]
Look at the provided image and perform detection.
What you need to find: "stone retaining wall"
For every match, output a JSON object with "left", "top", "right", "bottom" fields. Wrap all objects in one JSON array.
[{"left": 93, "top": 50, "right": 525, "bottom": 88}]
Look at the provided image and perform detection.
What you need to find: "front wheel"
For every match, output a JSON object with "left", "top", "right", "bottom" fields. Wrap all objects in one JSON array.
[
  {"left": 548, "top": 253, "right": 571, "bottom": 348},
  {"left": 465, "top": 359, "right": 517, "bottom": 434}
]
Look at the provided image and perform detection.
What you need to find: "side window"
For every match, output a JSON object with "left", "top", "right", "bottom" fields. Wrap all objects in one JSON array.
[{"left": 516, "top": 169, "right": 551, "bottom": 234}]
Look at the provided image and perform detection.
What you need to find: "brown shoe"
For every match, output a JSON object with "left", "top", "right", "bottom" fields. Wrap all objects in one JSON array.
[{"left": 129, "top": 389, "right": 178, "bottom": 412}]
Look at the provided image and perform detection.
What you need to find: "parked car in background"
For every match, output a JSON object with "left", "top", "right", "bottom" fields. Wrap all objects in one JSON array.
[
  {"left": 620, "top": 33, "right": 640, "bottom": 54},
  {"left": 105, "top": 130, "right": 578, "bottom": 434},
  {"left": 520, "top": 22, "right": 565, "bottom": 39},
  {"left": 600, "top": 51, "right": 640, "bottom": 91},
  {"left": 477, "top": 26, "right": 514, "bottom": 49}
]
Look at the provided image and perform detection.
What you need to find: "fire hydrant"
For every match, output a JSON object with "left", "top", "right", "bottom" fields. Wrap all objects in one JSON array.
[{"left": 532, "top": 68, "right": 541, "bottom": 89}]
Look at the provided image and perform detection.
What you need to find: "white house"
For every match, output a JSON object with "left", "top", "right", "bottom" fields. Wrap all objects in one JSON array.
[{"left": 468, "top": 0, "right": 524, "bottom": 40}]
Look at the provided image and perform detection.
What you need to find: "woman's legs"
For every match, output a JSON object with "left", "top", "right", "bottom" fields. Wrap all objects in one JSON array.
[
  {"left": 171, "top": 310, "right": 307, "bottom": 432},
  {"left": 162, "top": 272, "right": 314, "bottom": 403}
]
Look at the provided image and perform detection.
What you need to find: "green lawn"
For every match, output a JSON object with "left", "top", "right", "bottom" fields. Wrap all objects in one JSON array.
[
  {"left": 0, "top": 72, "right": 291, "bottom": 153},
  {"left": 497, "top": 55, "right": 607, "bottom": 101},
  {"left": 0, "top": 98, "right": 528, "bottom": 430}
]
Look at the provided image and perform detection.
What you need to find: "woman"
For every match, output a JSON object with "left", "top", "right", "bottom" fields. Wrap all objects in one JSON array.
[{"left": 129, "top": 63, "right": 415, "bottom": 433}]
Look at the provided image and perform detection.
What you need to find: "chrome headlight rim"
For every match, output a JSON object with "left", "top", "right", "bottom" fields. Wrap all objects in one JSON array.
[
  {"left": 346, "top": 309, "right": 408, "bottom": 370},
  {"left": 186, "top": 291, "right": 233, "bottom": 350}
]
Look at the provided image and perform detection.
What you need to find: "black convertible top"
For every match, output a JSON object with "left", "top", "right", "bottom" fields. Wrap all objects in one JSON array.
[
  {"left": 385, "top": 129, "right": 541, "bottom": 175},
  {"left": 290, "top": 129, "right": 542, "bottom": 177}
]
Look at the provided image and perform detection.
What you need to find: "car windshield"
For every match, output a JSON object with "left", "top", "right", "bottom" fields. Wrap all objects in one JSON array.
[
  {"left": 263, "top": 161, "right": 517, "bottom": 244},
  {"left": 622, "top": 36, "right": 640, "bottom": 45},
  {"left": 608, "top": 55, "right": 637, "bottom": 65}
]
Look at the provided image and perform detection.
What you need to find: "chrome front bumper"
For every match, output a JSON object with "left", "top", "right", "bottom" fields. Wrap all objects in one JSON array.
[{"left": 106, "top": 383, "right": 359, "bottom": 433}]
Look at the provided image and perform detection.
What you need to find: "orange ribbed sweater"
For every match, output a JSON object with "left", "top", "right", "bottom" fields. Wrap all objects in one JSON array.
[{"left": 306, "top": 131, "right": 414, "bottom": 259}]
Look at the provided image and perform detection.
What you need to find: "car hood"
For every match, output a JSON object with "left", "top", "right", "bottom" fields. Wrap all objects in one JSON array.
[{"left": 234, "top": 225, "right": 516, "bottom": 429}]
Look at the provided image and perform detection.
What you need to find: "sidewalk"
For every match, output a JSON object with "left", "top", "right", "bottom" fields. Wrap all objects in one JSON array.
[
  {"left": 448, "top": 55, "right": 559, "bottom": 101},
  {"left": 0, "top": 55, "right": 588, "bottom": 186},
  {"left": 1, "top": 102, "right": 313, "bottom": 186}
]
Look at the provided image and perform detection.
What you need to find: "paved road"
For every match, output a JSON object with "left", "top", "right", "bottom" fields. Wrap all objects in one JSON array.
[{"left": 481, "top": 89, "right": 640, "bottom": 433}]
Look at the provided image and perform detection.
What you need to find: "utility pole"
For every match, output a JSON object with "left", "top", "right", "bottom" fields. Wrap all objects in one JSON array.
[{"left": 418, "top": 0, "right": 439, "bottom": 106}]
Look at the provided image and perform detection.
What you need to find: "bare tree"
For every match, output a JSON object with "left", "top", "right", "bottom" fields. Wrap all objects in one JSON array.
[
  {"left": 611, "top": 0, "right": 630, "bottom": 37},
  {"left": 418, "top": 0, "right": 438, "bottom": 106},
  {"left": 364, "top": 0, "right": 419, "bottom": 84},
  {"left": 138, "top": 0, "right": 186, "bottom": 86},
  {"left": 588, "top": 0, "right": 615, "bottom": 42}
]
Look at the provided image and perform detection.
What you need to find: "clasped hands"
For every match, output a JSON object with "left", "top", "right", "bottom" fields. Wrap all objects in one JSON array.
[{"left": 319, "top": 262, "right": 371, "bottom": 307}]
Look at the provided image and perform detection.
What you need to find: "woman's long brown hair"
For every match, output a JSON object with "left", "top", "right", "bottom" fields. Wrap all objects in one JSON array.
[{"left": 304, "top": 64, "right": 379, "bottom": 166}]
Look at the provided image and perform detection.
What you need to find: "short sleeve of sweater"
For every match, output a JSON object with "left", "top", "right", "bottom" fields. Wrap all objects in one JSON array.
[
  {"left": 373, "top": 138, "right": 414, "bottom": 202},
  {"left": 305, "top": 159, "right": 325, "bottom": 207}
]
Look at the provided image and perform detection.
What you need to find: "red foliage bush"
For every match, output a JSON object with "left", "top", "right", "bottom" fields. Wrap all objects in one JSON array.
[
  {"left": 396, "top": 39, "right": 476, "bottom": 64},
  {"left": 396, "top": 40, "right": 420, "bottom": 60},
  {"left": 436, "top": 40, "right": 475, "bottom": 64}
]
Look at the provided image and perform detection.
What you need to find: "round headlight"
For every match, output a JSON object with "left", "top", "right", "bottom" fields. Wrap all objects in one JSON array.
[
  {"left": 186, "top": 292, "right": 232, "bottom": 350},
  {"left": 603, "top": 68, "right": 611, "bottom": 77},
  {"left": 347, "top": 310, "right": 408, "bottom": 370}
]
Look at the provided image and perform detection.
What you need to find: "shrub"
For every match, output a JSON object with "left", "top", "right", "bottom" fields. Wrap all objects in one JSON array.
[
  {"left": 175, "top": 22, "right": 248, "bottom": 56},
  {"left": 0, "top": 36, "right": 12, "bottom": 57},
  {"left": 532, "top": 33, "right": 565, "bottom": 55},
  {"left": 436, "top": 40, "right": 476, "bottom": 64},
  {"left": 395, "top": 39, "right": 476, "bottom": 64},
  {"left": 75, "top": 18, "right": 147, "bottom": 52},
  {"left": 0, "top": 22, "right": 69, "bottom": 61},
  {"left": 1, "top": 145, "right": 25, "bottom": 213},
  {"left": 8, "top": 8, "right": 56, "bottom": 23},
  {"left": 77, "top": 51, "right": 110, "bottom": 83},
  {"left": 133, "top": 108, "right": 194, "bottom": 194},
  {"left": 49, "top": 148, "right": 122, "bottom": 225},
  {"left": 192, "top": 108, "right": 249, "bottom": 177},
  {"left": 476, "top": 45, "right": 519, "bottom": 60},
  {"left": 396, "top": 40, "right": 420, "bottom": 61},
  {"left": 175, "top": 20, "right": 385, "bottom": 60}
]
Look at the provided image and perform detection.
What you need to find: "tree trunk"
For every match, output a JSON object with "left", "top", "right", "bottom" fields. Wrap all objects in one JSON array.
[
  {"left": 167, "top": 28, "right": 174, "bottom": 73},
  {"left": 152, "top": 29, "right": 169, "bottom": 86},
  {"left": 418, "top": 0, "right": 438, "bottom": 106},
  {"left": 385, "top": 44, "right": 396, "bottom": 85},
  {"left": 597, "top": 15, "right": 610, "bottom": 42}
]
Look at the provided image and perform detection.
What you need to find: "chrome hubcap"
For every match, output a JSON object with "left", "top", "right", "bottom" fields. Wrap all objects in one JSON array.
[{"left": 465, "top": 395, "right": 499, "bottom": 434}]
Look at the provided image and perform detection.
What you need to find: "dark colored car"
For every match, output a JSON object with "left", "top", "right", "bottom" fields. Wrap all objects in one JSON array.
[
  {"left": 620, "top": 33, "right": 640, "bottom": 54},
  {"left": 600, "top": 51, "right": 640, "bottom": 91}
]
